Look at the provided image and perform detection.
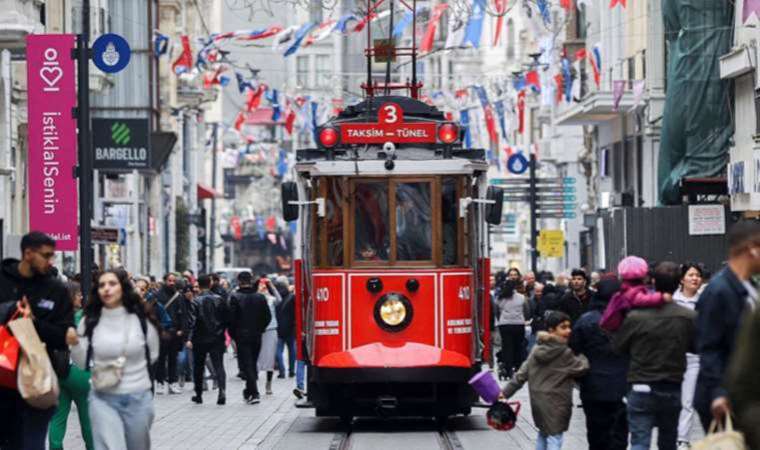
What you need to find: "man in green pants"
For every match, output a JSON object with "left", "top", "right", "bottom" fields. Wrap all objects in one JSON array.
[{"left": 49, "top": 283, "right": 94, "bottom": 450}]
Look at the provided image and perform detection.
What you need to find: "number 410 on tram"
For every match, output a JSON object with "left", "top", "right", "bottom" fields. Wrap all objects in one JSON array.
[{"left": 281, "top": 95, "right": 504, "bottom": 420}]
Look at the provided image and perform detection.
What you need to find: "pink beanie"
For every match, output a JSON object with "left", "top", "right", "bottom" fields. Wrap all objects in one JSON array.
[{"left": 617, "top": 256, "right": 649, "bottom": 280}]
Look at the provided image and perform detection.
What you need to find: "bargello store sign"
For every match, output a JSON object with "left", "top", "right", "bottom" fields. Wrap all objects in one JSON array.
[{"left": 93, "top": 118, "right": 150, "bottom": 170}]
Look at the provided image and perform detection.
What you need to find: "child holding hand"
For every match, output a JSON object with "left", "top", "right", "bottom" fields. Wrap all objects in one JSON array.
[{"left": 501, "top": 311, "right": 589, "bottom": 450}]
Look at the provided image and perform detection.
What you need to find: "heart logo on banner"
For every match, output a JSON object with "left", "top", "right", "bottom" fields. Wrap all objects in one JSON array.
[{"left": 39, "top": 66, "right": 63, "bottom": 88}]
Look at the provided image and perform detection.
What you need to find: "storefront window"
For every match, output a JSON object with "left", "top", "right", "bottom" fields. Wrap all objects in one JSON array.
[
  {"left": 395, "top": 182, "right": 432, "bottom": 261},
  {"left": 354, "top": 182, "right": 389, "bottom": 261}
]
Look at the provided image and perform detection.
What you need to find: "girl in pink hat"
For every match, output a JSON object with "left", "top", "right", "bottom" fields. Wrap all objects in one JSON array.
[{"left": 600, "top": 256, "right": 672, "bottom": 332}]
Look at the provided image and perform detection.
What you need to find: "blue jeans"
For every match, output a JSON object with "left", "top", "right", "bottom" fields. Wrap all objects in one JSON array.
[
  {"left": 177, "top": 347, "right": 192, "bottom": 381},
  {"left": 627, "top": 385, "right": 681, "bottom": 450},
  {"left": 536, "top": 431, "right": 563, "bottom": 450},
  {"left": 89, "top": 389, "right": 155, "bottom": 450},
  {"left": 276, "top": 336, "right": 296, "bottom": 375},
  {"left": 295, "top": 360, "right": 307, "bottom": 390}
]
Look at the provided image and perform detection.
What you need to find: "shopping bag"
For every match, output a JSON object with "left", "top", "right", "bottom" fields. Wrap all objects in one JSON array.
[
  {"left": 692, "top": 415, "right": 747, "bottom": 450},
  {"left": 8, "top": 317, "right": 59, "bottom": 409},
  {"left": 0, "top": 312, "right": 20, "bottom": 389}
]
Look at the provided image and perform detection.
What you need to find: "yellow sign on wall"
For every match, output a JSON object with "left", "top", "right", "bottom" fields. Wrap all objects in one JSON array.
[{"left": 538, "top": 230, "right": 565, "bottom": 258}]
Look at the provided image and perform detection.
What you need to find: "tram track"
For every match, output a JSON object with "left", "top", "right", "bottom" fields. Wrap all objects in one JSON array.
[{"left": 328, "top": 422, "right": 465, "bottom": 450}]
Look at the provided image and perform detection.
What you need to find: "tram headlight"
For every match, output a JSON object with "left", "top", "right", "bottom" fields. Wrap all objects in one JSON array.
[
  {"left": 374, "top": 293, "right": 413, "bottom": 332},
  {"left": 438, "top": 123, "right": 459, "bottom": 144},
  {"left": 318, "top": 127, "right": 339, "bottom": 148}
]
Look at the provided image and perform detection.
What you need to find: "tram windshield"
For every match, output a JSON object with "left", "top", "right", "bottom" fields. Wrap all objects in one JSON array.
[{"left": 312, "top": 176, "right": 467, "bottom": 268}]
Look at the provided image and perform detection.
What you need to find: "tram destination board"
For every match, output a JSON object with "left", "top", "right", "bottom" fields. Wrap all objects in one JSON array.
[{"left": 340, "top": 102, "right": 437, "bottom": 144}]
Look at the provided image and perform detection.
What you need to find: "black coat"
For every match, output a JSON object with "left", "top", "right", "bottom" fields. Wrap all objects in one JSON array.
[
  {"left": 276, "top": 292, "right": 295, "bottom": 339},
  {"left": 189, "top": 291, "right": 228, "bottom": 345},
  {"left": 229, "top": 286, "right": 272, "bottom": 343},
  {"left": 569, "top": 298, "right": 629, "bottom": 402},
  {"left": 695, "top": 267, "right": 752, "bottom": 406},
  {"left": 0, "top": 258, "right": 73, "bottom": 350},
  {"left": 559, "top": 289, "right": 593, "bottom": 323},
  {"left": 156, "top": 286, "right": 193, "bottom": 342}
]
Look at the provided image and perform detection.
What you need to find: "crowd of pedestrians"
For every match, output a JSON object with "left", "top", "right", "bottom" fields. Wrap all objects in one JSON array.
[
  {"left": 494, "top": 219, "right": 760, "bottom": 450},
  {"left": 2, "top": 223, "right": 760, "bottom": 449},
  {"left": 0, "top": 231, "right": 298, "bottom": 450}
]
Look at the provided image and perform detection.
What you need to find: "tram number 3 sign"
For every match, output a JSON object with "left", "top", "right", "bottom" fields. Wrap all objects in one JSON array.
[{"left": 340, "top": 102, "right": 437, "bottom": 144}]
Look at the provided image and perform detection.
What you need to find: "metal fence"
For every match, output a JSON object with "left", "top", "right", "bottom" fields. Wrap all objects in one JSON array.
[{"left": 602, "top": 205, "right": 730, "bottom": 275}]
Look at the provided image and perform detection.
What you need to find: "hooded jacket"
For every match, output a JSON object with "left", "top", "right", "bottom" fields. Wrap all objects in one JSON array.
[
  {"left": 570, "top": 295, "right": 629, "bottom": 403},
  {"left": 503, "top": 331, "right": 589, "bottom": 435},
  {"left": 0, "top": 258, "right": 73, "bottom": 351}
]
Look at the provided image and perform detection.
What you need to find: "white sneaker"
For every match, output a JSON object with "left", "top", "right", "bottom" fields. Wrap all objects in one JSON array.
[
  {"left": 677, "top": 442, "right": 691, "bottom": 450},
  {"left": 155, "top": 382, "right": 166, "bottom": 395},
  {"left": 169, "top": 383, "right": 183, "bottom": 394}
]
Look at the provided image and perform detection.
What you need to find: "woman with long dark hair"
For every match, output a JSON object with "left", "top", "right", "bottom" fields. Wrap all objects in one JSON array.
[{"left": 70, "top": 269, "right": 160, "bottom": 450}]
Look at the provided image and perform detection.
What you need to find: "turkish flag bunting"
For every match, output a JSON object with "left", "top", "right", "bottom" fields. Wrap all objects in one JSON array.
[
  {"left": 285, "top": 110, "right": 296, "bottom": 135},
  {"left": 493, "top": 0, "right": 506, "bottom": 46},
  {"left": 246, "top": 85, "right": 266, "bottom": 112},
  {"left": 609, "top": 0, "right": 626, "bottom": 8},
  {"left": 517, "top": 91, "right": 526, "bottom": 134},
  {"left": 172, "top": 35, "right": 193, "bottom": 74},
  {"left": 420, "top": 4, "right": 449, "bottom": 53},
  {"left": 554, "top": 74, "right": 564, "bottom": 103},
  {"left": 484, "top": 107, "right": 499, "bottom": 144}
]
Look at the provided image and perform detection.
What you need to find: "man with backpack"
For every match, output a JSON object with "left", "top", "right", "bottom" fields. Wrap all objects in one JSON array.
[{"left": 155, "top": 273, "right": 192, "bottom": 394}]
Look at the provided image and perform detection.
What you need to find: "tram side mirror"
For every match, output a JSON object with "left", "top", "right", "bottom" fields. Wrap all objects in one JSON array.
[
  {"left": 282, "top": 181, "right": 299, "bottom": 222},
  {"left": 485, "top": 186, "right": 504, "bottom": 225}
]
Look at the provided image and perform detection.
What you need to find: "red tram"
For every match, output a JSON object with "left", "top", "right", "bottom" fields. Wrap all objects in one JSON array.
[{"left": 281, "top": 95, "right": 504, "bottom": 420}]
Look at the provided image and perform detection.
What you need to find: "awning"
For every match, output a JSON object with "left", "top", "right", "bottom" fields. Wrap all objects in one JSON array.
[{"left": 197, "top": 183, "right": 221, "bottom": 200}]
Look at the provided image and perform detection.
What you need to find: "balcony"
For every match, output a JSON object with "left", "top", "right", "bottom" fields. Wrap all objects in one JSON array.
[
  {"left": 554, "top": 88, "right": 638, "bottom": 126},
  {"left": 0, "top": 6, "right": 42, "bottom": 49}
]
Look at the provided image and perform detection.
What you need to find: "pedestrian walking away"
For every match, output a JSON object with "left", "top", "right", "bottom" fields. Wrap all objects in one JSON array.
[
  {"left": 257, "top": 276, "right": 282, "bottom": 395},
  {"left": 569, "top": 275, "right": 629, "bottom": 450},
  {"left": 229, "top": 271, "right": 272, "bottom": 404},
  {"left": 187, "top": 274, "right": 229, "bottom": 405},
  {"left": 70, "top": 269, "right": 160, "bottom": 450},
  {"left": 695, "top": 220, "right": 760, "bottom": 432},
  {"left": 493, "top": 279, "right": 528, "bottom": 379},
  {"left": 611, "top": 261, "right": 696, "bottom": 450},
  {"left": 0, "top": 232, "right": 75, "bottom": 450},
  {"left": 274, "top": 276, "right": 296, "bottom": 378},
  {"left": 502, "top": 311, "right": 589, "bottom": 450},
  {"left": 673, "top": 263, "right": 704, "bottom": 449},
  {"left": 48, "top": 281, "right": 94, "bottom": 450}
]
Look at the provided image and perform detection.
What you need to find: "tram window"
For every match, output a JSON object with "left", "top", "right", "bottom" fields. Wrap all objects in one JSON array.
[
  {"left": 395, "top": 182, "right": 433, "bottom": 261},
  {"left": 354, "top": 182, "right": 390, "bottom": 261},
  {"left": 325, "top": 178, "right": 344, "bottom": 266},
  {"left": 441, "top": 178, "right": 458, "bottom": 265}
]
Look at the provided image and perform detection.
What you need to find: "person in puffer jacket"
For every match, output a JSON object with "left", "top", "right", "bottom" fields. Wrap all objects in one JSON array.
[
  {"left": 502, "top": 311, "right": 589, "bottom": 450},
  {"left": 600, "top": 256, "right": 672, "bottom": 332},
  {"left": 493, "top": 279, "right": 528, "bottom": 379}
]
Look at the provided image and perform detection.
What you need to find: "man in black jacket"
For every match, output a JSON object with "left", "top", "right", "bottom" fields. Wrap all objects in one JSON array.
[
  {"left": 559, "top": 268, "right": 593, "bottom": 322},
  {"left": 188, "top": 274, "right": 229, "bottom": 405},
  {"left": 612, "top": 262, "right": 696, "bottom": 450},
  {"left": 570, "top": 276, "right": 629, "bottom": 450},
  {"left": 695, "top": 220, "right": 760, "bottom": 430},
  {"left": 155, "top": 272, "right": 192, "bottom": 394},
  {"left": 0, "top": 232, "right": 74, "bottom": 449},
  {"left": 229, "top": 271, "right": 272, "bottom": 404}
]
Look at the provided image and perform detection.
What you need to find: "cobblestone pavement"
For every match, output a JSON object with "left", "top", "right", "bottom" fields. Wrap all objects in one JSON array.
[{"left": 59, "top": 354, "right": 704, "bottom": 449}]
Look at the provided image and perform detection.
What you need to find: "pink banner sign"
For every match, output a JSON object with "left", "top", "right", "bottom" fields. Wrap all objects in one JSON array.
[{"left": 26, "top": 34, "right": 79, "bottom": 251}]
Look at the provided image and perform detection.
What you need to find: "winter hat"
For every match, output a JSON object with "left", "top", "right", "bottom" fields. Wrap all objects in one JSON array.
[{"left": 617, "top": 256, "right": 649, "bottom": 281}]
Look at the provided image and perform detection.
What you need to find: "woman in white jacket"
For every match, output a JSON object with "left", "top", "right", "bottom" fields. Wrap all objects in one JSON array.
[
  {"left": 256, "top": 276, "right": 282, "bottom": 395},
  {"left": 673, "top": 263, "right": 703, "bottom": 450},
  {"left": 71, "top": 269, "right": 160, "bottom": 450}
]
